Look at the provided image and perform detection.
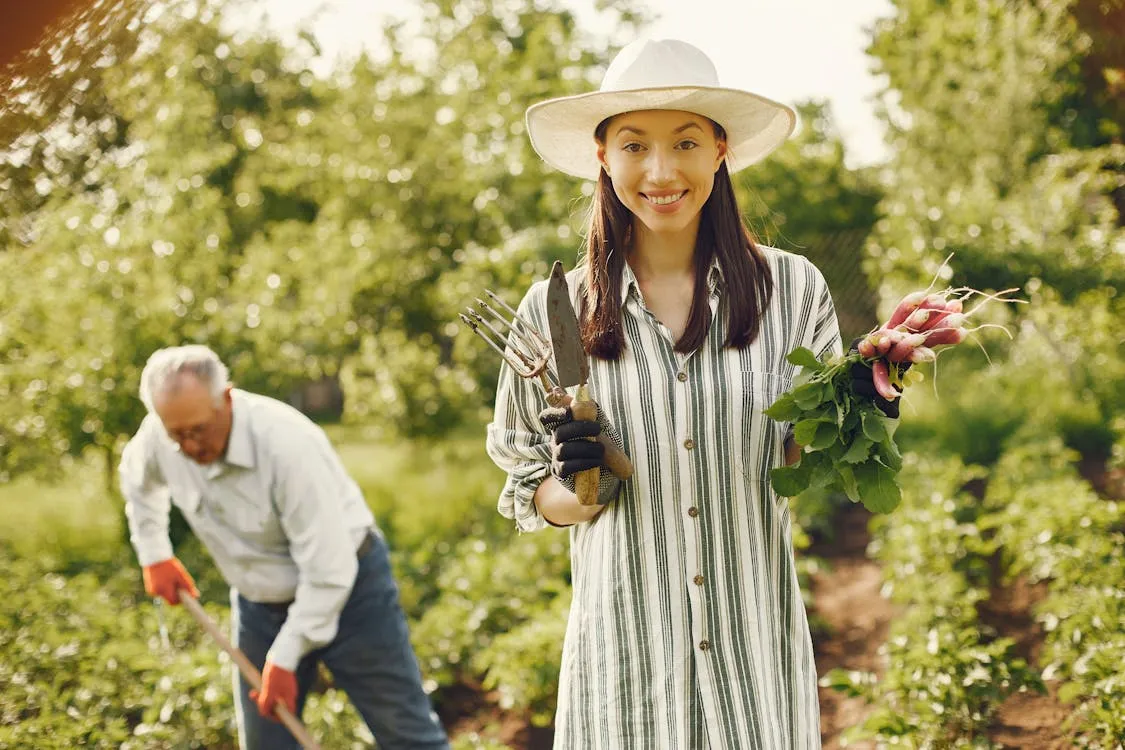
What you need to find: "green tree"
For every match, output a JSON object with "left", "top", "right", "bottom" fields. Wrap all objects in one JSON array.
[
  {"left": 0, "top": 0, "right": 344, "bottom": 486},
  {"left": 334, "top": 0, "right": 647, "bottom": 435},
  {"left": 0, "top": 0, "right": 651, "bottom": 480},
  {"left": 735, "top": 100, "right": 884, "bottom": 340},
  {"left": 865, "top": 0, "right": 1125, "bottom": 303}
]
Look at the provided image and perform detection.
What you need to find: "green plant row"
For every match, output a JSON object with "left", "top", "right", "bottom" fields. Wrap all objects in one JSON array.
[
  {"left": 823, "top": 455, "right": 1042, "bottom": 748},
  {"left": 0, "top": 545, "right": 375, "bottom": 749},
  {"left": 978, "top": 438, "right": 1125, "bottom": 746}
]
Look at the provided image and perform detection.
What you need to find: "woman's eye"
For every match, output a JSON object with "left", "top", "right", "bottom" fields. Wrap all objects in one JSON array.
[
  {"left": 677, "top": 140, "right": 698, "bottom": 150},
  {"left": 622, "top": 142, "right": 644, "bottom": 153}
]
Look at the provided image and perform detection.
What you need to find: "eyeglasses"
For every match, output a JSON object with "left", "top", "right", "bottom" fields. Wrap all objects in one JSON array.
[{"left": 166, "top": 415, "right": 216, "bottom": 446}]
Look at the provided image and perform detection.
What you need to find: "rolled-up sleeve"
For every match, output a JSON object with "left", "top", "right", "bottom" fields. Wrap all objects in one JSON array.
[
  {"left": 485, "top": 281, "right": 554, "bottom": 533},
  {"left": 120, "top": 421, "right": 175, "bottom": 566},
  {"left": 266, "top": 432, "right": 359, "bottom": 671}
]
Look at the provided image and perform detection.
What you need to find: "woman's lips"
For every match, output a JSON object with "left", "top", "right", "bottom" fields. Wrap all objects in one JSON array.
[{"left": 642, "top": 191, "right": 687, "bottom": 213}]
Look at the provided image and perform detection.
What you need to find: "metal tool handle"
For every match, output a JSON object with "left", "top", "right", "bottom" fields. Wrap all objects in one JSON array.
[
  {"left": 179, "top": 593, "right": 323, "bottom": 750},
  {"left": 571, "top": 384, "right": 601, "bottom": 505}
]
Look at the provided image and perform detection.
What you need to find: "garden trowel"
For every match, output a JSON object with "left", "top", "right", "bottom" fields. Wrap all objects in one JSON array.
[{"left": 546, "top": 261, "right": 602, "bottom": 505}]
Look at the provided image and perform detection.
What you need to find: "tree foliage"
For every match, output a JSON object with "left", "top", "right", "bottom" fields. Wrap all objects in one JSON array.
[
  {"left": 0, "top": 0, "right": 886, "bottom": 484},
  {"left": 865, "top": 0, "right": 1125, "bottom": 303}
]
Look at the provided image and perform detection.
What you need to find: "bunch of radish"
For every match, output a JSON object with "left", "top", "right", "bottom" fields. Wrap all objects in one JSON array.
[
  {"left": 763, "top": 258, "right": 1027, "bottom": 514},
  {"left": 854, "top": 284, "right": 1023, "bottom": 403}
]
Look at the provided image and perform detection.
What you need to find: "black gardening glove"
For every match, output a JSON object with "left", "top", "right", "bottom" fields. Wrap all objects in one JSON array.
[
  {"left": 538, "top": 402, "right": 623, "bottom": 505},
  {"left": 849, "top": 337, "right": 909, "bottom": 419}
]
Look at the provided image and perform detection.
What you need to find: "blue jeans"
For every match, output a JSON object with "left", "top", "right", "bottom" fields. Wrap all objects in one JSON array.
[{"left": 230, "top": 532, "right": 449, "bottom": 749}]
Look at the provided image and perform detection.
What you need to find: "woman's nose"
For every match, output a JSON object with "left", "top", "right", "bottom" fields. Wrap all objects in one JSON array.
[{"left": 645, "top": 147, "right": 675, "bottom": 183}]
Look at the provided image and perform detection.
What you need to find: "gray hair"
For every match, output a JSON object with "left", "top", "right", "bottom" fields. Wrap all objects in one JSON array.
[{"left": 139, "top": 345, "right": 230, "bottom": 412}]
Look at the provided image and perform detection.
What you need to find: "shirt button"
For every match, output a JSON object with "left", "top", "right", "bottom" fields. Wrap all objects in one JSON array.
[
  {"left": 683, "top": 438, "right": 695, "bottom": 450},
  {"left": 699, "top": 639, "right": 711, "bottom": 651},
  {"left": 677, "top": 371, "right": 688, "bottom": 382},
  {"left": 693, "top": 574, "right": 704, "bottom": 586},
  {"left": 687, "top": 506, "right": 699, "bottom": 518}
]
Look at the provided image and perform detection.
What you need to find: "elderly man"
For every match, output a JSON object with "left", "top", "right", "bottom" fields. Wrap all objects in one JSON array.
[{"left": 119, "top": 344, "right": 449, "bottom": 750}]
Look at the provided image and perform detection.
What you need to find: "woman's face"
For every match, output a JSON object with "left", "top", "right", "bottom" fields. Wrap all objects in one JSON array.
[{"left": 597, "top": 109, "right": 727, "bottom": 240}]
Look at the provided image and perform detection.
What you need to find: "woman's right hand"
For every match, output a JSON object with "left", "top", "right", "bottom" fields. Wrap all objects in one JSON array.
[{"left": 538, "top": 401, "right": 622, "bottom": 505}]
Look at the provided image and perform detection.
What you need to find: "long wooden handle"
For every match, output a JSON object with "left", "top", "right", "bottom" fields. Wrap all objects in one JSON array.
[
  {"left": 571, "top": 384, "right": 600, "bottom": 505},
  {"left": 178, "top": 594, "right": 323, "bottom": 750}
]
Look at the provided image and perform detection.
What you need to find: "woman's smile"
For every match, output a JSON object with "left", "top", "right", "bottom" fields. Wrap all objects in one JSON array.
[{"left": 642, "top": 190, "right": 688, "bottom": 212}]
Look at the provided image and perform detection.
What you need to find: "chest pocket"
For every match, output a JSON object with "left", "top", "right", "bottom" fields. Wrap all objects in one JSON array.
[
  {"left": 217, "top": 477, "right": 280, "bottom": 548},
  {"left": 169, "top": 486, "right": 209, "bottom": 535},
  {"left": 735, "top": 370, "right": 793, "bottom": 483},
  {"left": 169, "top": 482, "right": 279, "bottom": 549}
]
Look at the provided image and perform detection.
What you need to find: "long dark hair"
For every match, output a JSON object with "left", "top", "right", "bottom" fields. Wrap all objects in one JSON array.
[{"left": 580, "top": 118, "right": 774, "bottom": 359}]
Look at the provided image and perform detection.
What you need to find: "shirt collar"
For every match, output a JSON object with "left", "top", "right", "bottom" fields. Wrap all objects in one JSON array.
[
  {"left": 706, "top": 257, "right": 725, "bottom": 296},
  {"left": 619, "top": 255, "right": 725, "bottom": 300},
  {"left": 620, "top": 258, "right": 641, "bottom": 302},
  {"left": 217, "top": 390, "right": 255, "bottom": 471}
]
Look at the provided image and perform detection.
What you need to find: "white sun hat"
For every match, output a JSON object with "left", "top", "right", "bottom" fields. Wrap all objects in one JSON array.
[{"left": 525, "top": 38, "right": 797, "bottom": 181}]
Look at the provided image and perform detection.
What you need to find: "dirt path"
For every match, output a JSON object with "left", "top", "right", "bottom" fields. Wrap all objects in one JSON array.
[
  {"left": 979, "top": 575, "right": 1074, "bottom": 749},
  {"left": 807, "top": 502, "right": 895, "bottom": 749}
]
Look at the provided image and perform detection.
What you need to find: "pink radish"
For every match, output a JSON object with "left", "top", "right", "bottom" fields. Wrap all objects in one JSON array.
[
  {"left": 942, "top": 313, "right": 966, "bottom": 328},
  {"left": 887, "top": 332, "right": 926, "bottom": 363},
  {"left": 918, "top": 311, "right": 951, "bottom": 332},
  {"left": 910, "top": 346, "right": 936, "bottom": 363},
  {"left": 916, "top": 308, "right": 955, "bottom": 332},
  {"left": 874, "top": 330, "right": 896, "bottom": 355},
  {"left": 857, "top": 337, "right": 876, "bottom": 358},
  {"left": 923, "top": 327, "right": 966, "bottom": 346},
  {"left": 910, "top": 294, "right": 963, "bottom": 331},
  {"left": 904, "top": 308, "right": 933, "bottom": 331},
  {"left": 886, "top": 291, "right": 928, "bottom": 329},
  {"left": 871, "top": 359, "right": 900, "bottom": 401},
  {"left": 918, "top": 294, "right": 949, "bottom": 310}
]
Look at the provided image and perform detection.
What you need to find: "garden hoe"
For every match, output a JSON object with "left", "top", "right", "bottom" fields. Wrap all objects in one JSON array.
[{"left": 176, "top": 591, "right": 323, "bottom": 750}]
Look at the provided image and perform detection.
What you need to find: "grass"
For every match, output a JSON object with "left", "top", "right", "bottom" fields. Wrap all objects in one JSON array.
[{"left": 0, "top": 454, "right": 121, "bottom": 562}]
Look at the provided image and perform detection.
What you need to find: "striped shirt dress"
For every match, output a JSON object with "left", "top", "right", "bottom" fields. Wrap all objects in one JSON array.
[{"left": 485, "top": 246, "right": 842, "bottom": 750}]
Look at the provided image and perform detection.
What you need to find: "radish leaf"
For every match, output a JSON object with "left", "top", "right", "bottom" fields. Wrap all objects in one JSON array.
[
  {"left": 786, "top": 347, "right": 824, "bottom": 371},
  {"left": 841, "top": 436, "right": 874, "bottom": 463},
  {"left": 771, "top": 461, "right": 812, "bottom": 497},
  {"left": 809, "top": 422, "right": 839, "bottom": 450},
  {"left": 861, "top": 410, "right": 889, "bottom": 442},
  {"left": 793, "top": 418, "right": 829, "bottom": 446},
  {"left": 837, "top": 465, "right": 861, "bottom": 502},
  {"left": 854, "top": 460, "right": 901, "bottom": 513},
  {"left": 762, "top": 394, "right": 802, "bottom": 422},
  {"left": 792, "top": 382, "right": 830, "bottom": 409}
]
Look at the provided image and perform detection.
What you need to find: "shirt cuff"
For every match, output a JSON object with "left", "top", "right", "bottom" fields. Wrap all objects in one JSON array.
[
  {"left": 266, "top": 631, "right": 307, "bottom": 672},
  {"left": 504, "top": 468, "right": 550, "bottom": 533},
  {"left": 134, "top": 536, "right": 175, "bottom": 568}
]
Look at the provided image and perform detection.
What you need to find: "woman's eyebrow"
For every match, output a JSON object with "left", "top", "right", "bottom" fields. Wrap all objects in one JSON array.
[{"left": 614, "top": 121, "right": 705, "bottom": 137}]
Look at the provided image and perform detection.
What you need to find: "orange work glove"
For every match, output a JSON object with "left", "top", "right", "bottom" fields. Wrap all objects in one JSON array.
[
  {"left": 250, "top": 661, "right": 298, "bottom": 719},
  {"left": 141, "top": 557, "right": 199, "bottom": 605}
]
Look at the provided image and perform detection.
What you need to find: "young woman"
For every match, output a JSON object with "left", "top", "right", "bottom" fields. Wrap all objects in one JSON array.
[{"left": 486, "top": 38, "right": 880, "bottom": 749}]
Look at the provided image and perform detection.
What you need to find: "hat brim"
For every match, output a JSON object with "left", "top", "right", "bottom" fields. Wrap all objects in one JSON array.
[{"left": 525, "top": 86, "right": 797, "bottom": 181}]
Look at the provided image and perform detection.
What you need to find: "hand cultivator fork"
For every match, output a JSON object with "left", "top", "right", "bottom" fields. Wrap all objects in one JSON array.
[
  {"left": 460, "top": 290, "right": 566, "bottom": 404},
  {"left": 460, "top": 288, "right": 634, "bottom": 481}
]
